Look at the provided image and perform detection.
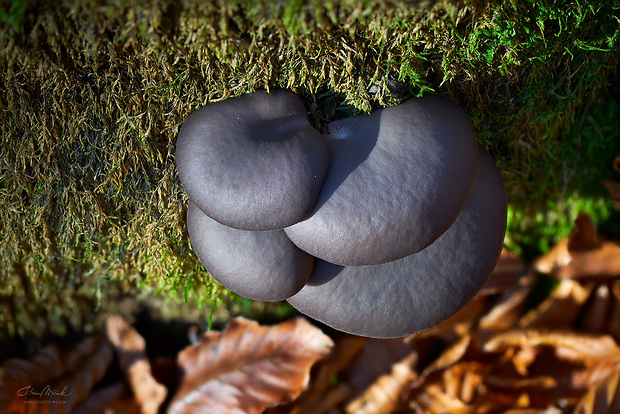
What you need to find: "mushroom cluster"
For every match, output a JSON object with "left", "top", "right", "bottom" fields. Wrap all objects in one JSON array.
[{"left": 176, "top": 89, "right": 507, "bottom": 338}]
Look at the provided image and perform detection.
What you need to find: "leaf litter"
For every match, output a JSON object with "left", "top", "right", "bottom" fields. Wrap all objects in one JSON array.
[{"left": 2, "top": 158, "right": 620, "bottom": 413}]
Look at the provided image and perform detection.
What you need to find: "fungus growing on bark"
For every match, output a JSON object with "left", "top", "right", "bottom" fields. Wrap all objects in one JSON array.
[
  {"left": 177, "top": 90, "right": 507, "bottom": 338},
  {"left": 284, "top": 95, "right": 478, "bottom": 266},
  {"left": 286, "top": 146, "right": 507, "bottom": 338},
  {"left": 176, "top": 89, "right": 329, "bottom": 231}
]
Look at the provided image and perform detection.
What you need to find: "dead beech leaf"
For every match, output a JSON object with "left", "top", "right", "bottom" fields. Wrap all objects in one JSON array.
[
  {"left": 603, "top": 179, "right": 620, "bottom": 210},
  {"left": 168, "top": 317, "right": 333, "bottom": 414},
  {"left": 534, "top": 236, "right": 571, "bottom": 274},
  {"left": 481, "top": 248, "right": 526, "bottom": 294},
  {"left": 556, "top": 240, "right": 620, "bottom": 280},
  {"left": 72, "top": 382, "right": 141, "bottom": 414},
  {"left": 345, "top": 336, "right": 415, "bottom": 397},
  {"left": 267, "top": 333, "right": 367, "bottom": 414},
  {"left": 421, "top": 335, "right": 471, "bottom": 379},
  {"left": 573, "top": 368, "right": 620, "bottom": 414},
  {"left": 345, "top": 352, "right": 418, "bottom": 414},
  {"left": 578, "top": 284, "right": 613, "bottom": 333},
  {"left": 518, "top": 279, "right": 593, "bottom": 330},
  {"left": 534, "top": 212, "right": 620, "bottom": 279},
  {"left": 410, "top": 383, "right": 474, "bottom": 414},
  {"left": 478, "top": 272, "right": 534, "bottom": 331},
  {"left": 567, "top": 213, "right": 600, "bottom": 252},
  {"left": 484, "top": 330, "right": 620, "bottom": 364},
  {"left": 0, "top": 333, "right": 113, "bottom": 413},
  {"left": 106, "top": 315, "right": 167, "bottom": 414}
]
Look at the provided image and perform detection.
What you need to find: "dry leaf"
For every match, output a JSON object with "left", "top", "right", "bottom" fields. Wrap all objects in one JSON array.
[
  {"left": 556, "top": 241, "right": 620, "bottom": 280},
  {"left": 168, "top": 317, "right": 333, "bottom": 414},
  {"left": 106, "top": 315, "right": 167, "bottom": 414},
  {"left": 345, "top": 337, "right": 415, "bottom": 397},
  {"left": 267, "top": 333, "right": 367, "bottom": 414},
  {"left": 72, "top": 383, "right": 141, "bottom": 414},
  {"left": 478, "top": 273, "right": 534, "bottom": 331},
  {"left": 440, "top": 362, "right": 486, "bottom": 404},
  {"left": 534, "top": 236, "right": 572, "bottom": 274},
  {"left": 534, "top": 212, "right": 620, "bottom": 279},
  {"left": 345, "top": 353, "right": 418, "bottom": 414},
  {"left": 421, "top": 335, "right": 471, "bottom": 379},
  {"left": 603, "top": 179, "right": 620, "bottom": 210},
  {"left": 567, "top": 213, "right": 600, "bottom": 252},
  {"left": 410, "top": 383, "right": 474, "bottom": 414},
  {"left": 0, "top": 334, "right": 113, "bottom": 413},
  {"left": 578, "top": 284, "right": 612, "bottom": 333},
  {"left": 481, "top": 248, "right": 526, "bottom": 294},
  {"left": 518, "top": 279, "right": 593, "bottom": 330},
  {"left": 573, "top": 368, "right": 620, "bottom": 413},
  {"left": 483, "top": 330, "right": 620, "bottom": 361}
]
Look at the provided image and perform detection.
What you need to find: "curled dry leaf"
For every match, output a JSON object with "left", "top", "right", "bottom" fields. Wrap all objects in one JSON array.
[
  {"left": 270, "top": 333, "right": 368, "bottom": 414},
  {"left": 483, "top": 330, "right": 620, "bottom": 362},
  {"left": 0, "top": 333, "right": 113, "bottom": 413},
  {"left": 478, "top": 272, "right": 534, "bottom": 332},
  {"left": 72, "top": 382, "right": 141, "bottom": 414},
  {"left": 534, "top": 212, "right": 620, "bottom": 279},
  {"left": 168, "top": 316, "right": 333, "bottom": 414},
  {"left": 518, "top": 279, "right": 593, "bottom": 330},
  {"left": 481, "top": 248, "right": 526, "bottom": 294},
  {"left": 345, "top": 352, "right": 418, "bottom": 414},
  {"left": 573, "top": 368, "right": 620, "bottom": 414},
  {"left": 105, "top": 315, "right": 167, "bottom": 414}
]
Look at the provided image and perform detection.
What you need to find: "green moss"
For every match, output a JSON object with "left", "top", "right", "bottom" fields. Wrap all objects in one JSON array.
[{"left": 1, "top": 0, "right": 619, "bottom": 347}]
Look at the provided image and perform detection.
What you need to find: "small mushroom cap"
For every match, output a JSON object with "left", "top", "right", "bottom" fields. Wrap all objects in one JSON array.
[
  {"left": 287, "top": 145, "right": 507, "bottom": 338},
  {"left": 187, "top": 201, "right": 314, "bottom": 302},
  {"left": 284, "top": 95, "right": 478, "bottom": 266},
  {"left": 176, "top": 89, "right": 329, "bottom": 231}
]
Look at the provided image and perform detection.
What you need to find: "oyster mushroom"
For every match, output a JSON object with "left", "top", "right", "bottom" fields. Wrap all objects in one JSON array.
[
  {"left": 286, "top": 145, "right": 507, "bottom": 338},
  {"left": 284, "top": 95, "right": 478, "bottom": 266},
  {"left": 187, "top": 201, "right": 313, "bottom": 301},
  {"left": 176, "top": 89, "right": 329, "bottom": 231}
]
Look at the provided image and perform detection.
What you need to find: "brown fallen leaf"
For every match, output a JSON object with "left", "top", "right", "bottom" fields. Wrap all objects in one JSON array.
[
  {"left": 72, "top": 382, "right": 141, "bottom": 414},
  {"left": 573, "top": 367, "right": 620, "bottom": 413},
  {"left": 168, "top": 317, "right": 333, "bottom": 414},
  {"left": 345, "top": 352, "right": 418, "bottom": 414},
  {"left": 603, "top": 179, "right": 620, "bottom": 210},
  {"left": 567, "top": 213, "right": 600, "bottom": 252},
  {"left": 534, "top": 212, "right": 620, "bottom": 279},
  {"left": 481, "top": 248, "right": 527, "bottom": 294},
  {"left": 483, "top": 330, "right": 620, "bottom": 362},
  {"left": 518, "top": 279, "right": 593, "bottom": 330},
  {"left": 267, "top": 333, "right": 368, "bottom": 414},
  {"left": 344, "top": 336, "right": 416, "bottom": 397},
  {"left": 106, "top": 315, "right": 167, "bottom": 414},
  {"left": 478, "top": 272, "right": 534, "bottom": 332},
  {"left": 0, "top": 333, "right": 113, "bottom": 413},
  {"left": 410, "top": 383, "right": 475, "bottom": 413}
]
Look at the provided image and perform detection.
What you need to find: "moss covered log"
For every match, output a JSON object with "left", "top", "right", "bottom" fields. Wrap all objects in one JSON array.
[{"left": 1, "top": 0, "right": 620, "bottom": 348}]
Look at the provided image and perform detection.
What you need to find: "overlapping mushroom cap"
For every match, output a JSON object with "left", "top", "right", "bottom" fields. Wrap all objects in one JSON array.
[
  {"left": 176, "top": 89, "right": 507, "bottom": 338},
  {"left": 176, "top": 89, "right": 329, "bottom": 231},
  {"left": 287, "top": 146, "right": 507, "bottom": 338},
  {"left": 284, "top": 95, "right": 478, "bottom": 266}
]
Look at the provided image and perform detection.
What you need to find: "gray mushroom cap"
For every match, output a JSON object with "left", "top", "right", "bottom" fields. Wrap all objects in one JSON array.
[
  {"left": 286, "top": 145, "right": 507, "bottom": 338},
  {"left": 176, "top": 89, "right": 329, "bottom": 231},
  {"left": 187, "top": 201, "right": 314, "bottom": 302},
  {"left": 284, "top": 95, "right": 478, "bottom": 266}
]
